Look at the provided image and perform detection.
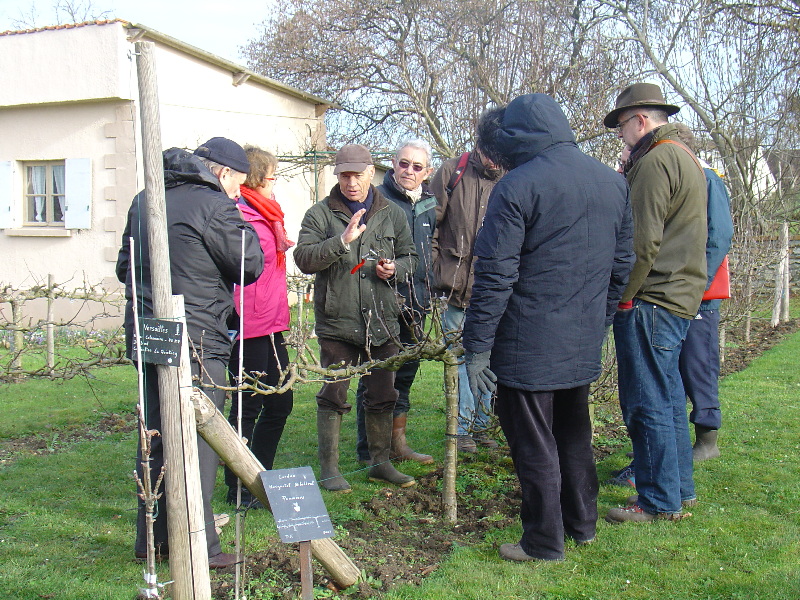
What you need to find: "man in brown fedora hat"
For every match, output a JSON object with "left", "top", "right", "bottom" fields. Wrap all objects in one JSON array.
[{"left": 603, "top": 83, "right": 708, "bottom": 524}]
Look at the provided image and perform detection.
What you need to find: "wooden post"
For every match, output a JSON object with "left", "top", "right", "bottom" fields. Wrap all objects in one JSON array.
[
  {"left": 442, "top": 354, "right": 458, "bottom": 523},
  {"left": 781, "top": 222, "right": 790, "bottom": 323},
  {"left": 136, "top": 40, "right": 210, "bottom": 600},
  {"left": 299, "top": 541, "right": 313, "bottom": 600},
  {"left": 191, "top": 390, "right": 361, "bottom": 589},
  {"left": 46, "top": 274, "right": 55, "bottom": 376},
  {"left": 10, "top": 296, "right": 23, "bottom": 381}
]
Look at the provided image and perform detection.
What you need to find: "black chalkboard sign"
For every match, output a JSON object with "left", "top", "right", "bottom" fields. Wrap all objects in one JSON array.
[
  {"left": 260, "top": 467, "right": 334, "bottom": 543},
  {"left": 133, "top": 318, "right": 183, "bottom": 365}
]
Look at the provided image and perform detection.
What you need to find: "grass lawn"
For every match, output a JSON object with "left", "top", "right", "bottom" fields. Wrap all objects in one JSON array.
[{"left": 1, "top": 325, "right": 799, "bottom": 599}]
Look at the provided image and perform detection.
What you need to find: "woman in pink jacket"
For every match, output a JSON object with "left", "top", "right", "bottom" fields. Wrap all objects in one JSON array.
[{"left": 226, "top": 146, "right": 294, "bottom": 508}]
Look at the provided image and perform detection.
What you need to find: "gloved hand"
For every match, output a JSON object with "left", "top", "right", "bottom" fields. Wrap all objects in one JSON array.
[{"left": 465, "top": 350, "right": 497, "bottom": 397}]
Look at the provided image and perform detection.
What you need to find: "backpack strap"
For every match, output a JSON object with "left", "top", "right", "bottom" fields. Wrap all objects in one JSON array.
[
  {"left": 445, "top": 152, "right": 471, "bottom": 197},
  {"left": 650, "top": 139, "right": 704, "bottom": 174}
]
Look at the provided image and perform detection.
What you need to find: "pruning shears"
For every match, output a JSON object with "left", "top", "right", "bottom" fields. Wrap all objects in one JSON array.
[{"left": 351, "top": 248, "right": 382, "bottom": 274}]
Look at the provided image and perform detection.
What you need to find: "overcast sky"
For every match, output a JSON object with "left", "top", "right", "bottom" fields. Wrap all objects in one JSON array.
[{"left": 0, "top": 0, "right": 276, "bottom": 64}]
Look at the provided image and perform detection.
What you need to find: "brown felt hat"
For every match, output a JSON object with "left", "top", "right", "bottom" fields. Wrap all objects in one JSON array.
[
  {"left": 603, "top": 83, "right": 680, "bottom": 128},
  {"left": 333, "top": 144, "right": 373, "bottom": 175}
]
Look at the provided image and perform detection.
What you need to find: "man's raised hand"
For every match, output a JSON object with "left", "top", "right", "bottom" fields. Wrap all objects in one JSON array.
[{"left": 342, "top": 208, "right": 367, "bottom": 245}]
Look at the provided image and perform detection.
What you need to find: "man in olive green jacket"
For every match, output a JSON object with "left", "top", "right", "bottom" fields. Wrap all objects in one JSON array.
[
  {"left": 603, "top": 83, "right": 707, "bottom": 525},
  {"left": 294, "top": 144, "right": 418, "bottom": 492}
]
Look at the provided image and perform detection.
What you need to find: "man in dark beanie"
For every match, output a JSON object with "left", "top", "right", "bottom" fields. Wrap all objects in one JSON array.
[
  {"left": 294, "top": 144, "right": 418, "bottom": 492},
  {"left": 603, "top": 83, "right": 707, "bottom": 524},
  {"left": 116, "top": 137, "right": 263, "bottom": 567},
  {"left": 463, "top": 94, "right": 634, "bottom": 561}
]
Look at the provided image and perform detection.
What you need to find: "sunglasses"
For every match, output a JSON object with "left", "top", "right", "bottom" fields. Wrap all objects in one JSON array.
[{"left": 397, "top": 159, "right": 426, "bottom": 172}]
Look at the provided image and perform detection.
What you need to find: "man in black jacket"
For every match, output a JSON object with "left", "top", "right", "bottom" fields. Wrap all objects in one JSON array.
[
  {"left": 463, "top": 95, "right": 634, "bottom": 562},
  {"left": 355, "top": 138, "right": 437, "bottom": 466},
  {"left": 116, "top": 137, "right": 264, "bottom": 568}
]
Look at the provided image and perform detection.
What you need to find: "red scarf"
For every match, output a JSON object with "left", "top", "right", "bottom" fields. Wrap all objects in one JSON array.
[{"left": 239, "top": 185, "right": 295, "bottom": 268}]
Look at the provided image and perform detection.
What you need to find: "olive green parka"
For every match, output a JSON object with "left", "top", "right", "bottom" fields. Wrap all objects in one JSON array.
[{"left": 294, "top": 185, "right": 418, "bottom": 347}]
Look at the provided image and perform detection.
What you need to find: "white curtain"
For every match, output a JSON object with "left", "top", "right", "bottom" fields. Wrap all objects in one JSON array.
[
  {"left": 52, "top": 164, "right": 65, "bottom": 222},
  {"left": 27, "top": 165, "right": 46, "bottom": 222}
]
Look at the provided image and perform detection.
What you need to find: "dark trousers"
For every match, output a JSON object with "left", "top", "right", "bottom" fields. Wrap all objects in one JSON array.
[
  {"left": 679, "top": 309, "right": 722, "bottom": 430},
  {"left": 355, "top": 315, "right": 425, "bottom": 460},
  {"left": 225, "top": 332, "right": 294, "bottom": 491},
  {"left": 316, "top": 337, "right": 398, "bottom": 414},
  {"left": 135, "top": 359, "right": 224, "bottom": 557},
  {"left": 495, "top": 383, "right": 598, "bottom": 561}
]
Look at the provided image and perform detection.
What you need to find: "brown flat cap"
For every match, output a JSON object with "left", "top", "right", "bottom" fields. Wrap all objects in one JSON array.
[
  {"left": 333, "top": 144, "right": 373, "bottom": 174},
  {"left": 603, "top": 83, "right": 680, "bottom": 128}
]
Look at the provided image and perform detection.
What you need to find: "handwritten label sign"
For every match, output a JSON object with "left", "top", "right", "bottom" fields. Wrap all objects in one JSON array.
[
  {"left": 260, "top": 467, "right": 333, "bottom": 543},
  {"left": 133, "top": 318, "right": 183, "bottom": 365}
]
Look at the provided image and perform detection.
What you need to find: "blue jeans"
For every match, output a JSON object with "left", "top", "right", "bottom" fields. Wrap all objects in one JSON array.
[
  {"left": 613, "top": 299, "right": 695, "bottom": 514},
  {"left": 442, "top": 304, "right": 491, "bottom": 436}
]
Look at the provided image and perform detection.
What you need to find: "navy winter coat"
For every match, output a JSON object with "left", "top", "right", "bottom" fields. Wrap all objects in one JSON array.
[
  {"left": 463, "top": 94, "right": 634, "bottom": 391},
  {"left": 377, "top": 169, "right": 437, "bottom": 311}
]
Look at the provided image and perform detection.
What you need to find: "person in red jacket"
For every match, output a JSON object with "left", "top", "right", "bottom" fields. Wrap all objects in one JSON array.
[{"left": 226, "top": 145, "right": 295, "bottom": 508}]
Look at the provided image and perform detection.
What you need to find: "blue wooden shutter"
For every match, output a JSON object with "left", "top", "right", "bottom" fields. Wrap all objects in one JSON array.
[
  {"left": 0, "top": 161, "right": 14, "bottom": 229},
  {"left": 64, "top": 158, "right": 92, "bottom": 229}
]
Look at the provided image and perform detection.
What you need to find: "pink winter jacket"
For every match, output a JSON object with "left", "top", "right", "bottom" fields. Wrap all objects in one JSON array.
[{"left": 233, "top": 201, "right": 290, "bottom": 339}]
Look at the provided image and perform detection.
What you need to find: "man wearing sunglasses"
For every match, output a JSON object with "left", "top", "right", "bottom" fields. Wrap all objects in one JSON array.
[
  {"left": 354, "top": 139, "right": 438, "bottom": 466},
  {"left": 603, "top": 83, "right": 708, "bottom": 524}
]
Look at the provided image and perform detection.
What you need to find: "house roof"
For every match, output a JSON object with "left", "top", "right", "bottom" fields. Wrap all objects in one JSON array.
[{"left": 0, "top": 19, "right": 337, "bottom": 109}]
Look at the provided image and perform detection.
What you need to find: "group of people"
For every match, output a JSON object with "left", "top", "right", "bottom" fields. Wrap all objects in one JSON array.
[
  {"left": 117, "top": 80, "right": 733, "bottom": 568},
  {"left": 463, "top": 84, "right": 733, "bottom": 561}
]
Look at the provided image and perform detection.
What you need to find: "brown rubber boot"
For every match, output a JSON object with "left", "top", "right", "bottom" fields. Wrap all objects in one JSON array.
[
  {"left": 693, "top": 425, "right": 721, "bottom": 461},
  {"left": 366, "top": 411, "right": 415, "bottom": 487},
  {"left": 390, "top": 412, "right": 434, "bottom": 464},
  {"left": 317, "top": 410, "right": 351, "bottom": 492}
]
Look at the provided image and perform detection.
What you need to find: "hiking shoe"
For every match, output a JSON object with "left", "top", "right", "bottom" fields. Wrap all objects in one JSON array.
[
  {"left": 472, "top": 432, "right": 499, "bottom": 448},
  {"left": 457, "top": 435, "right": 478, "bottom": 454},
  {"left": 499, "top": 543, "right": 562, "bottom": 562},
  {"left": 606, "top": 463, "right": 636, "bottom": 488},
  {"left": 627, "top": 494, "right": 698, "bottom": 509},
  {"left": 606, "top": 503, "right": 691, "bottom": 524}
]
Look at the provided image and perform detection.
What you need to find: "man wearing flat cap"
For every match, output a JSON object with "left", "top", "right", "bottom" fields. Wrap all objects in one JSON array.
[
  {"left": 116, "top": 137, "right": 264, "bottom": 567},
  {"left": 603, "top": 83, "right": 708, "bottom": 524},
  {"left": 294, "top": 144, "right": 419, "bottom": 492}
]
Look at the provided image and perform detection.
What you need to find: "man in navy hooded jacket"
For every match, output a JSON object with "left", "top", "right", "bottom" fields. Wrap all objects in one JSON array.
[{"left": 463, "top": 95, "right": 634, "bottom": 561}]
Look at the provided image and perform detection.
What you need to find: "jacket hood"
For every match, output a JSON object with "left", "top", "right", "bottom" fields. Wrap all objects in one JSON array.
[
  {"left": 494, "top": 94, "right": 576, "bottom": 169},
  {"left": 162, "top": 147, "right": 225, "bottom": 192}
]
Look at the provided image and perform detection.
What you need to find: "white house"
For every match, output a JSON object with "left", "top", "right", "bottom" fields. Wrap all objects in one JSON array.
[{"left": 0, "top": 19, "right": 336, "bottom": 307}]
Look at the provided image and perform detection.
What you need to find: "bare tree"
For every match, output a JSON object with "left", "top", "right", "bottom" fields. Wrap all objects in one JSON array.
[
  {"left": 11, "top": 0, "right": 112, "bottom": 28},
  {"left": 244, "top": 0, "right": 622, "bottom": 157}
]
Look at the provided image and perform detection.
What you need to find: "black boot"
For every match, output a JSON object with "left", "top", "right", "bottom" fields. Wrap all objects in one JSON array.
[
  {"left": 693, "top": 425, "right": 720, "bottom": 461},
  {"left": 317, "top": 410, "right": 351, "bottom": 492},
  {"left": 366, "top": 411, "right": 415, "bottom": 487}
]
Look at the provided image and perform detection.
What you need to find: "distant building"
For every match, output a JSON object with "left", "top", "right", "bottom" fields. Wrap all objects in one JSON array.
[{"left": 0, "top": 19, "right": 335, "bottom": 303}]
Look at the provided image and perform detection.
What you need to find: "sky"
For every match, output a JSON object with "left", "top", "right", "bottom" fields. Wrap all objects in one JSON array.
[{"left": 0, "top": 0, "right": 277, "bottom": 64}]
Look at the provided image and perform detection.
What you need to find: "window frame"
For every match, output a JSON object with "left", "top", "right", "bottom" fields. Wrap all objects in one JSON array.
[{"left": 23, "top": 160, "right": 67, "bottom": 227}]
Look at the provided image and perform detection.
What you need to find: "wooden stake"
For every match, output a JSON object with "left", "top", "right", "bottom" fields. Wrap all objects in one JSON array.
[
  {"left": 299, "top": 541, "right": 313, "bottom": 600},
  {"left": 136, "top": 40, "right": 210, "bottom": 600},
  {"left": 191, "top": 390, "right": 361, "bottom": 588}
]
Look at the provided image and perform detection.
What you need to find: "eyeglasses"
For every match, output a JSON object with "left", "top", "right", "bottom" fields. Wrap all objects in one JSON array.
[
  {"left": 397, "top": 159, "right": 426, "bottom": 172},
  {"left": 263, "top": 175, "right": 279, "bottom": 182},
  {"left": 615, "top": 114, "right": 645, "bottom": 132}
]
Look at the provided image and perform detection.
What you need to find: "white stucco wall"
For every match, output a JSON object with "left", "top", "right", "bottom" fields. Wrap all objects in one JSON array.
[
  {"left": 0, "top": 23, "right": 131, "bottom": 107},
  {"left": 0, "top": 102, "right": 125, "bottom": 288},
  {"left": 0, "top": 21, "right": 332, "bottom": 304}
]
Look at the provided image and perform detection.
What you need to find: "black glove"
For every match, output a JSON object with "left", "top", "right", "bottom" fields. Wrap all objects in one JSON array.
[{"left": 465, "top": 350, "right": 497, "bottom": 397}]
